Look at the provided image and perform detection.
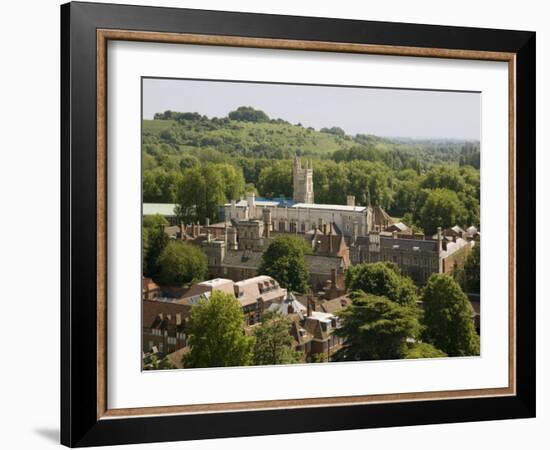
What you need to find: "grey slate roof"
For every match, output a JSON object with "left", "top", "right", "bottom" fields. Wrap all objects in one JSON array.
[
  {"left": 305, "top": 254, "right": 344, "bottom": 274},
  {"left": 355, "top": 235, "right": 438, "bottom": 253},
  {"left": 222, "top": 250, "right": 263, "bottom": 268}
]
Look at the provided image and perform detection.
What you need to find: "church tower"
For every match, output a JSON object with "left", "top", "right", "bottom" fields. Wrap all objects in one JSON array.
[{"left": 292, "top": 156, "right": 314, "bottom": 204}]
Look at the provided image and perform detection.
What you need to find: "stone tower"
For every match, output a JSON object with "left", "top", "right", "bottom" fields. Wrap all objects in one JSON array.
[{"left": 292, "top": 156, "right": 314, "bottom": 204}]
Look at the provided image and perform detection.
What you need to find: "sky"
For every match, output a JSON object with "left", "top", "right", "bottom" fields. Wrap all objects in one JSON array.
[{"left": 142, "top": 78, "right": 480, "bottom": 140}]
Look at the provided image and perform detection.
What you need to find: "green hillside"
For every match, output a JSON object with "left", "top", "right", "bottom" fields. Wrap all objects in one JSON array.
[{"left": 142, "top": 107, "right": 480, "bottom": 230}]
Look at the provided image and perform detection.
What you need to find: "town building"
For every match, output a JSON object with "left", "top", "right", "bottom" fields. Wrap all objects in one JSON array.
[
  {"left": 224, "top": 156, "right": 393, "bottom": 238},
  {"left": 351, "top": 228, "right": 475, "bottom": 284},
  {"left": 175, "top": 276, "right": 288, "bottom": 326},
  {"left": 142, "top": 299, "right": 190, "bottom": 356}
]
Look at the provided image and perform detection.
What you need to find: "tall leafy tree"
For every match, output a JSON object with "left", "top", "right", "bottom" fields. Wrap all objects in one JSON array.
[
  {"left": 253, "top": 312, "right": 303, "bottom": 365},
  {"left": 333, "top": 292, "right": 421, "bottom": 361},
  {"left": 175, "top": 164, "right": 226, "bottom": 224},
  {"left": 257, "top": 161, "right": 293, "bottom": 198},
  {"left": 421, "top": 274, "right": 480, "bottom": 356},
  {"left": 259, "top": 235, "right": 310, "bottom": 293},
  {"left": 345, "top": 262, "right": 418, "bottom": 307},
  {"left": 183, "top": 291, "right": 255, "bottom": 368},
  {"left": 417, "top": 188, "right": 467, "bottom": 235},
  {"left": 463, "top": 240, "right": 480, "bottom": 293},
  {"left": 156, "top": 241, "right": 208, "bottom": 286},
  {"left": 143, "top": 215, "right": 169, "bottom": 280}
]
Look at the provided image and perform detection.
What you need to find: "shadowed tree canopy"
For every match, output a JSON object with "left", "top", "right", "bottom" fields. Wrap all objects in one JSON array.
[
  {"left": 345, "top": 262, "right": 418, "bottom": 307},
  {"left": 421, "top": 274, "right": 480, "bottom": 357},
  {"left": 404, "top": 342, "right": 447, "bottom": 359},
  {"left": 259, "top": 235, "right": 310, "bottom": 293},
  {"left": 228, "top": 106, "right": 270, "bottom": 123},
  {"left": 183, "top": 291, "right": 255, "bottom": 368},
  {"left": 333, "top": 292, "right": 421, "bottom": 361},
  {"left": 156, "top": 241, "right": 208, "bottom": 286},
  {"left": 463, "top": 239, "right": 480, "bottom": 293},
  {"left": 417, "top": 188, "right": 467, "bottom": 236},
  {"left": 253, "top": 312, "right": 303, "bottom": 365}
]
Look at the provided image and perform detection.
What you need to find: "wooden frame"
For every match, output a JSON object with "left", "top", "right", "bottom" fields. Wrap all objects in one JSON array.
[{"left": 61, "top": 1, "right": 535, "bottom": 447}]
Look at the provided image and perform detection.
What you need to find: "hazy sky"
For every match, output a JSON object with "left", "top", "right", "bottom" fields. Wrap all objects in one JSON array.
[{"left": 143, "top": 78, "right": 480, "bottom": 140}]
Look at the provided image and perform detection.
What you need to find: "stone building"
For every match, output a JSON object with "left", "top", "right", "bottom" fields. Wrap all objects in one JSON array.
[
  {"left": 351, "top": 228, "right": 474, "bottom": 284},
  {"left": 175, "top": 276, "right": 288, "bottom": 327},
  {"left": 224, "top": 156, "right": 393, "bottom": 238}
]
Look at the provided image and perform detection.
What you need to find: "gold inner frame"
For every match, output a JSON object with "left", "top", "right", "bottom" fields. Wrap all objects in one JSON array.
[{"left": 96, "top": 29, "right": 517, "bottom": 420}]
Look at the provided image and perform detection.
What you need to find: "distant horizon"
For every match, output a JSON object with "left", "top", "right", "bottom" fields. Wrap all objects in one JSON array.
[{"left": 143, "top": 78, "right": 481, "bottom": 140}]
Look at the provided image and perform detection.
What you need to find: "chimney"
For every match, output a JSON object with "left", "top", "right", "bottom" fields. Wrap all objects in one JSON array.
[
  {"left": 307, "top": 294, "right": 315, "bottom": 316},
  {"left": 205, "top": 217, "right": 210, "bottom": 227},
  {"left": 437, "top": 227, "right": 442, "bottom": 253},
  {"left": 331, "top": 268, "right": 337, "bottom": 287},
  {"left": 196, "top": 221, "right": 201, "bottom": 236},
  {"left": 230, "top": 199, "right": 237, "bottom": 219},
  {"left": 347, "top": 195, "right": 355, "bottom": 207},
  {"left": 393, "top": 230, "right": 398, "bottom": 239}
]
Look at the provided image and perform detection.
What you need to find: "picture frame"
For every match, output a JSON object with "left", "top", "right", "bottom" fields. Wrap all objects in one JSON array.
[{"left": 60, "top": 1, "right": 536, "bottom": 447}]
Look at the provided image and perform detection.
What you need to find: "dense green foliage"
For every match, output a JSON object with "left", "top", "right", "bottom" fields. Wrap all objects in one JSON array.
[
  {"left": 156, "top": 241, "right": 208, "bottom": 286},
  {"left": 142, "top": 354, "right": 175, "bottom": 370},
  {"left": 345, "top": 262, "right": 418, "bottom": 307},
  {"left": 143, "top": 214, "right": 169, "bottom": 280},
  {"left": 259, "top": 235, "right": 311, "bottom": 293},
  {"left": 421, "top": 274, "right": 480, "bottom": 356},
  {"left": 463, "top": 240, "right": 480, "bottom": 293},
  {"left": 183, "top": 291, "right": 255, "bottom": 368},
  {"left": 174, "top": 163, "right": 245, "bottom": 224},
  {"left": 333, "top": 292, "right": 421, "bottom": 361},
  {"left": 404, "top": 342, "right": 447, "bottom": 359},
  {"left": 253, "top": 312, "right": 303, "bottom": 365},
  {"left": 143, "top": 108, "right": 480, "bottom": 232}
]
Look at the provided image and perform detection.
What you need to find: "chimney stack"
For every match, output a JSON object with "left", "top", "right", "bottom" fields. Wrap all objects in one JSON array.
[
  {"left": 331, "top": 268, "right": 337, "bottom": 287},
  {"left": 437, "top": 227, "right": 442, "bottom": 253},
  {"left": 307, "top": 294, "right": 315, "bottom": 317},
  {"left": 347, "top": 195, "right": 355, "bottom": 207},
  {"left": 393, "top": 230, "right": 398, "bottom": 239},
  {"left": 196, "top": 221, "right": 201, "bottom": 236},
  {"left": 205, "top": 217, "right": 210, "bottom": 227}
]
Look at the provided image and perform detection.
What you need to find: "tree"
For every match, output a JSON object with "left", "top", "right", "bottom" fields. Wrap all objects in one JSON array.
[
  {"left": 404, "top": 342, "right": 447, "bottom": 359},
  {"left": 216, "top": 163, "right": 246, "bottom": 201},
  {"left": 156, "top": 241, "right": 208, "bottom": 286},
  {"left": 253, "top": 312, "right": 303, "bottom": 365},
  {"left": 345, "top": 262, "right": 418, "bottom": 307},
  {"left": 175, "top": 164, "right": 226, "bottom": 224},
  {"left": 228, "top": 106, "right": 270, "bottom": 123},
  {"left": 333, "top": 292, "right": 421, "bottom": 361},
  {"left": 142, "top": 354, "right": 175, "bottom": 370},
  {"left": 421, "top": 274, "right": 480, "bottom": 356},
  {"left": 417, "top": 188, "right": 467, "bottom": 236},
  {"left": 143, "top": 216, "right": 169, "bottom": 279},
  {"left": 183, "top": 291, "right": 255, "bottom": 368},
  {"left": 257, "top": 161, "right": 292, "bottom": 198},
  {"left": 463, "top": 240, "right": 480, "bottom": 293},
  {"left": 258, "top": 235, "right": 310, "bottom": 293}
]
